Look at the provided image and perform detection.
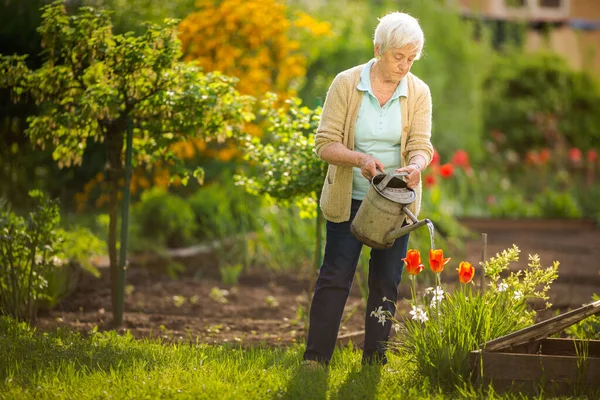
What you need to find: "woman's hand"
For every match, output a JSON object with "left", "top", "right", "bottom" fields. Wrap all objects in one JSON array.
[
  {"left": 360, "top": 155, "right": 385, "bottom": 180},
  {"left": 395, "top": 164, "right": 421, "bottom": 189}
]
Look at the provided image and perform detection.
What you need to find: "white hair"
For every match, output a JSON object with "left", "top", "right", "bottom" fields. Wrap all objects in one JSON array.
[{"left": 373, "top": 12, "right": 424, "bottom": 60}]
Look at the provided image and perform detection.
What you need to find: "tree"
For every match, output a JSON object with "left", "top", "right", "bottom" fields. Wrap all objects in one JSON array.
[
  {"left": 236, "top": 94, "right": 326, "bottom": 270},
  {"left": 0, "top": 1, "right": 253, "bottom": 325}
]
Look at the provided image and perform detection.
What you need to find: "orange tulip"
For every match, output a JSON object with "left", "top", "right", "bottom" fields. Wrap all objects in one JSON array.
[
  {"left": 429, "top": 249, "right": 451, "bottom": 274},
  {"left": 403, "top": 249, "right": 424, "bottom": 275},
  {"left": 457, "top": 262, "right": 475, "bottom": 284}
]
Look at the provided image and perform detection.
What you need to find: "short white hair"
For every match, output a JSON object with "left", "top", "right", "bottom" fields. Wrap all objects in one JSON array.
[{"left": 373, "top": 12, "right": 424, "bottom": 60}]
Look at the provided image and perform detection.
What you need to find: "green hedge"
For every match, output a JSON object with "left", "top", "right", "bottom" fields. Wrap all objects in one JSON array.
[{"left": 483, "top": 51, "right": 600, "bottom": 153}]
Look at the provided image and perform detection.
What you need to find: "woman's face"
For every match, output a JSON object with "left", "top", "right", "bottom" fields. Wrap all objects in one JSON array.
[{"left": 375, "top": 44, "right": 418, "bottom": 82}]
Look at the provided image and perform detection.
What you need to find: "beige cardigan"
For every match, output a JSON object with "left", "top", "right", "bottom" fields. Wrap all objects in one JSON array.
[{"left": 315, "top": 64, "right": 434, "bottom": 223}]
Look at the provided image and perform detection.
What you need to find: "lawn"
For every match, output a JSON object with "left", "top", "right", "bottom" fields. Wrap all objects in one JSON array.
[{"left": 0, "top": 316, "right": 569, "bottom": 400}]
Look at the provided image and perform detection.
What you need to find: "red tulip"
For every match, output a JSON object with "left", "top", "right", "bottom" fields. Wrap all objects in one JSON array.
[
  {"left": 403, "top": 249, "right": 424, "bottom": 275},
  {"left": 539, "top": 148, "right": 551, "bottom": 164},
  {"left": 569, "top": 148, "right": 582, "bottom": 163},
  {"left": 587, "top": 149, "right": 598, "bottom": 164},
  {"left": 439, "top": 163, "right": 454, "bottom": 178},
  {"left": 429, "top": 249, "right": 451, "bottom": 274},
  {"left": 431, "top": 149, "right": 440, "bottom": 166},
  {"left": 457, "top": 262, "right": 475, "bottom": 284},
  {"left": 451, "top": 150, "right": 471, "bottom": 170},
  {"left": 425, "top": 174, "right": 437, "bottom": 187}
]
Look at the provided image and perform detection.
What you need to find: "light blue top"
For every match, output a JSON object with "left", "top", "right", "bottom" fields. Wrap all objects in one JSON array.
[{"left": 352, "top": 59, "right": 408, "bottom": 200}]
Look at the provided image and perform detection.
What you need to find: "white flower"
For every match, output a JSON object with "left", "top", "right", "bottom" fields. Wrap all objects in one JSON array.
[
  {"left": 370, "top": 306, "right": 386, "bottom": 326},
  {"left": 382, "top": 297, "right": 387, "bottom": 302},
  {"left": 428, "top": 286, "right": 445, "bottom": 309},
  {"left": 497, "top": 282, "right": 508, "bottom": 292},
  {"left": 370, "top": 306, "right": 383, "bottom": 318},
  {"left": 393, "top": 323, "right": 400, "bottom": 333},
  {"left": 424, "top": 287, "right": 434, "bottom": 295},
  {"left": 409, "top": 305, "right": 428, "bottom": 323},
  {"left": 513, "top": 290, "right": 523, "bottom": 300}
]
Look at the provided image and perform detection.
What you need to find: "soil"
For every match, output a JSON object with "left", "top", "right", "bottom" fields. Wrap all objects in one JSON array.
[{"left": 35, "top": 219, "right": 600, "bottom": 347}]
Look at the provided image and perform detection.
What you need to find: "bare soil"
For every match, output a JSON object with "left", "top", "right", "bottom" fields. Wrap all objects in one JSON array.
[{"left": 35, "top": 219, "right": 600, "bottom": 346}]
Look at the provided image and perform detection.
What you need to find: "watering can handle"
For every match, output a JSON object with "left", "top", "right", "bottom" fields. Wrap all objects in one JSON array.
[{"left": 375, "top": 171, "right": 408, "bottom": 192}]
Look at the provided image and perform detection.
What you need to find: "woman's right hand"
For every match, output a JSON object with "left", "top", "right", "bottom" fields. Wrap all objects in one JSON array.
[{"left": 359, "top": 155, "right": 385, "bottom": 180}]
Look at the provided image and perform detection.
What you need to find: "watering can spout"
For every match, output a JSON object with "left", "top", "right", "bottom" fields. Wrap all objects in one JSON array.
[{"left": 384, "top": 207, "right": 431, "bottom": 242}]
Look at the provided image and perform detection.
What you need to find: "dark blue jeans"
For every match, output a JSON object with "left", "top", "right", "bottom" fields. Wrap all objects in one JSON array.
[{"left": 303, "top": 199, "right": 409, "bottom": 365}]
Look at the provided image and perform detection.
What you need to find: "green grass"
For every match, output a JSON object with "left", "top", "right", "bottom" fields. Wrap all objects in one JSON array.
[{"left": 0, "top": 317, "right": 578, "bottom": 399}]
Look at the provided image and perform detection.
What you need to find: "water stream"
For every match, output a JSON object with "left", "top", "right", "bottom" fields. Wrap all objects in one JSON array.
[{"left": 426, "top": 220, "right": 436, "bottom": 250}]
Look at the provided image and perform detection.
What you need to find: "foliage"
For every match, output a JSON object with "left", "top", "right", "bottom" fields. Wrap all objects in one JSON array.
[
  {"left": 0, "top": 192, "right": 105, "bottom": 320},
  {"left": 236, "top": 94, "right": 326, "bottom": 217},
  {"left": 421, "top": 147, "right": 596, "bottom": 220},
  {"left": 133, "top": 188, "right": 197, "bottom": 248},
  {"left": 77, "top": 0, "right": 196, "bottom": 34},
  {"left": 178, "top": 0, "right": 331, "bottom": 98},
  {"left": 390, "top": 245, "right": 558, "bottom": 391},
  {"left": 0, "top": 191, "right": 61, "bottom": 322},
  {"left": 219, "top": 263, "right": 243, "bottom": 287},
  {"left": 0, "top": 0, "right": 56, "bottom": 207},
  {"left": 0, "top": 1, "right": 253, "bottom": 321},
  {"left": 246, "top": 204, "right": 316, "bottom": 275},
  {"left": 36, "top": 226, "right": 105, "bottom": 310},
  {"left": 483, "top": 51, "right": 600, "bottom": 153},
  {"left": 58, "top": 226, "right": 105, "bottom": 276},
  {"left": 533, "top": 189, "right": 582, "bottom": 219},
  {"left": 565, "top": 294, "right": 600, "bottom": 340},
  {"left": 188, "top": 179, "right": 262, "bottom": 242}
]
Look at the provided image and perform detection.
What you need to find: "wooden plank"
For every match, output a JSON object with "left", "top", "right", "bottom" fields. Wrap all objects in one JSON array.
[
  {"left": 476, "top": 378, "right": 581, "bottom": 396},
  {"left": 458, "top": 218, "right": 598, "bottom": 232},
  {"left": 498, "top": 338, "right": 600, "bottom": 357},
  {"left": 538, "top": 338, "right": 600, "bottom": 357},
  {"left": 473, "top": 351, "right": 600, "bottom": 384},
  {"left": 483, "top": 300, "right": 600, "bottom": 352}
]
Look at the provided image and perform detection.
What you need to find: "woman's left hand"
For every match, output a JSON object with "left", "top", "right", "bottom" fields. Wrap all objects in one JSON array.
[{"left": 395, "top": 165, "right": 421, "bottom": 189}]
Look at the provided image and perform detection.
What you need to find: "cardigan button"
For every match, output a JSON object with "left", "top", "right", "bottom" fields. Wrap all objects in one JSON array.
[{"left": 403, "top": 127, "right": 409, "bottom": 132}]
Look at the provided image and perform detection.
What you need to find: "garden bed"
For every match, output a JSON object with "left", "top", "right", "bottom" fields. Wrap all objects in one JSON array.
[{"left": 34, "top": 218, "right": 600, "bottom": 346}]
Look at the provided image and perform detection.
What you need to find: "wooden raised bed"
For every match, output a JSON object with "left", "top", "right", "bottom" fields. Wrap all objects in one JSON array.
[{"left": 470, "top": 300, "right": 600, "bottom": 396}]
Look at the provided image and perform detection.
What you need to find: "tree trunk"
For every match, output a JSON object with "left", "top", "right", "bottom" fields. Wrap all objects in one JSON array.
[{"left": 105, "top": 125, "right": 124, "bottom": 326}]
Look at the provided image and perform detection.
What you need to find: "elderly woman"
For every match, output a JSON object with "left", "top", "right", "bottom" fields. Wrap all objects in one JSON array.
[{"left": 303, "top": 12, "right": 434, "bottom": 366}]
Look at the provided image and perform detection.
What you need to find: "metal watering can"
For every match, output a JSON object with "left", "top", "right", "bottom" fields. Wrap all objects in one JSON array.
[{"left": 350, "top": 171, "right": 432, "bottom": 249}]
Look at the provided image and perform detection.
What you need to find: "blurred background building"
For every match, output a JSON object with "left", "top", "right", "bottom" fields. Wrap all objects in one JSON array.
[{"left": 455, "top": 0, "right": 600, "bottom": 75}]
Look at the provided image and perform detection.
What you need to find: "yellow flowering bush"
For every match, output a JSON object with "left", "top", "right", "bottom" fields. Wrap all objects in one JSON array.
[{"left": 178, "top": 0, "right": 331, "bottom": 98}]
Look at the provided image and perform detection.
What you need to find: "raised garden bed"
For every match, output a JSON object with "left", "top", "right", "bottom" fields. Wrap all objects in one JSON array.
[{"left": 471, "top": 300, "right": 600, "bottom": 396}]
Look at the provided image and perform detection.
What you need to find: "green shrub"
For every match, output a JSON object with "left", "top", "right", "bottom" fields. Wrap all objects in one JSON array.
[
  {"left": 188, "top": 180, "right": 261, "bottom": 242},
  {"left": 0, "top": 192, "right": 106, "bottom": 321},
  {"left": 0, "top": 191, "right": 63, "bottom": 322},
  {"left": 489, "top": 192, "right": 543, "bottom": 219},
  {"left": 534, "top": 189, "right": 582, "bottom": 219},
  {"left": 133, "top": 188, "right": 197, "bottom": 248},
  {"left": 38, "top": 227, "right": 105, "bottom": 311},
  {"left": 483, "top": 51, "right": 600, "bottom": 153}
]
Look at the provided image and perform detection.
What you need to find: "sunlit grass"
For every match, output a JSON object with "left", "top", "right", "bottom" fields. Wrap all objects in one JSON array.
[{"left": 0, "top": 317, "right": 578, "bottom": 399}]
